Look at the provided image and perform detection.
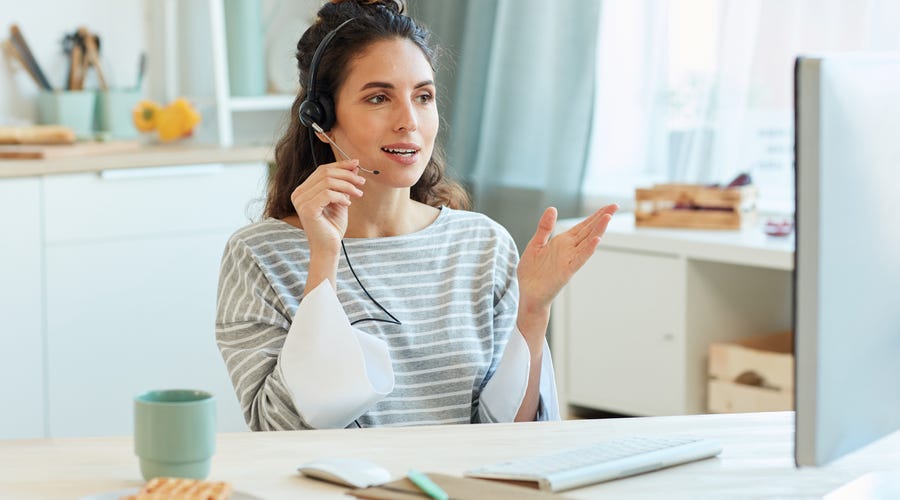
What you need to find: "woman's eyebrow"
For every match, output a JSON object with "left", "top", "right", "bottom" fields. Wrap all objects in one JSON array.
[{"left": 358, "top": 80, "right": 435, "bottom": 91}]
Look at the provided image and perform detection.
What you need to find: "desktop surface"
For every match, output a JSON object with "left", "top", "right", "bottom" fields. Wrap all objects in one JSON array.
[{"left": 1, "top": 412, "right": 898, "bottom": 499}]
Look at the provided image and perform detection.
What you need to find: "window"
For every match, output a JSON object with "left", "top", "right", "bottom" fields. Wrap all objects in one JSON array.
[{"left": 584, "top": 0, "right": 900, "bottom": 214}]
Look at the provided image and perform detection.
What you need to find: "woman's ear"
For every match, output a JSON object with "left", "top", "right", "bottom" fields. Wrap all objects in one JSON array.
[{"left": 313, "top": 129, "right": 332, "bottom": 144}]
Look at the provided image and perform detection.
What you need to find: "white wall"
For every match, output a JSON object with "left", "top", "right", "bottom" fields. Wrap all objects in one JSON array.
[
  {"left": 0, "top": 0, "right": 150, "bottom": 124},
  {"left": 2, "top": 0, "right": 322, "bottom": 145}
]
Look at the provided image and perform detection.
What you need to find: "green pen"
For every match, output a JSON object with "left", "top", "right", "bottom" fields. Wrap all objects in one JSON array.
[{"left": 407, "top": 468, "right": 449, "bottom": 500}]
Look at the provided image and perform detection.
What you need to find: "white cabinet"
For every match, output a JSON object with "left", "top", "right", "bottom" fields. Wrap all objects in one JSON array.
[
  {"left": 41, "top": 163, "right": 266, "bottom": 437},
  {"left": 566, "top": 249, "right": 686, "bottom": 416},
  {"left": 45, "top": 233, "right": 242, "bottom": 437},
  {"left": 552, "top": 216, "right": 794, "bottom": 416},
  {"left": 0, "top": 178, "right": 45, "bottom": 439}
]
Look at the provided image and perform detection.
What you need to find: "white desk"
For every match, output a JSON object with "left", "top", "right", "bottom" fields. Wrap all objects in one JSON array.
[
  {"left": 552, "top": 215, "right": 795, "bottom": 416},
  {"left": 0, "top": 412, "right": 898, "bottom": 499}
]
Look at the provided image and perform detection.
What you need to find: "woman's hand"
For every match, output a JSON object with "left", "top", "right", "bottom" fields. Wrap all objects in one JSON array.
[
  {"left": 290, "top": 159, "right": 367, "bottom": 255},
  {"left": 516, "top": 204, "right": 618, "bottom": 344}
]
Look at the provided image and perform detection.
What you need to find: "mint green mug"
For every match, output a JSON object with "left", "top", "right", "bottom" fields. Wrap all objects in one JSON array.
[{"left": 134, "top": 389, "right": 216, "bottom": 481}]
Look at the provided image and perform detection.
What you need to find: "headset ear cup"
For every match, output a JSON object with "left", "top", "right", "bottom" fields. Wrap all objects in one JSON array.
[
  {"left": 317, "top": 94, "right": 336, "bottom": 131},
  {"left": 298, "top": 98, "right": 323, "bottom": 129}
]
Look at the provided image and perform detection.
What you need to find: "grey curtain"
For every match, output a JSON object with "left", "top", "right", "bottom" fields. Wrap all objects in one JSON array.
[{"left": 410, "top": 0, "right": 601, "bottom": 250}]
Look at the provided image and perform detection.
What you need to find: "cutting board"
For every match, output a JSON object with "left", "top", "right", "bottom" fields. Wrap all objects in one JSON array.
[{"left": 0, "top": 140, "right": 142, "bottom": 159}]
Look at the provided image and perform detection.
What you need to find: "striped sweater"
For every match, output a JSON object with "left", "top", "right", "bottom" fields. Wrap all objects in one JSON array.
[{"left": 216, "top": 206, "right": 557, "bottom": 430}]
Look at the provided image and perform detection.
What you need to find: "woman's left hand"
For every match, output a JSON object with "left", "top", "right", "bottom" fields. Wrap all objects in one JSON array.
[{"left": 516, "top": 204, "right": 618, "bottom": 340}]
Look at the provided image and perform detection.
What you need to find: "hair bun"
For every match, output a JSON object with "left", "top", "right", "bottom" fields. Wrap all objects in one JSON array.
[{"left": 329, "top": 0, "right": 405, "bottom": 14}]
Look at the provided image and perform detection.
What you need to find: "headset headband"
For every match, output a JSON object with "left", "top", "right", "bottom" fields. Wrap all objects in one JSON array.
[{"left": 305, "top": 17, "right": 356, "bottom": 104}]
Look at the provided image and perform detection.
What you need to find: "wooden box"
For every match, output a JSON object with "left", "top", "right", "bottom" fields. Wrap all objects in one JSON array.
[
  {"left": 707, "top": 330, "right": 793, "bottom": 413},
  {"left": 635, "top": 183, "right": 757, "bottom": 229}
]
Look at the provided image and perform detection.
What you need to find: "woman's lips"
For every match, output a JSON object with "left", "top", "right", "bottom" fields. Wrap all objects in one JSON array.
[{"left": 380, "top": 144, "right": 421, "bottom": 166}]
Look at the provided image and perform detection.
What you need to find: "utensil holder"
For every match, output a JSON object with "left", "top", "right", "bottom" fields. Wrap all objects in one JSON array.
[
  {"left": 96, "top": 88, "right": 142, "bottom": 139},
  {"left": 36, "top": 90, "right": 96, "bottom": 140}
]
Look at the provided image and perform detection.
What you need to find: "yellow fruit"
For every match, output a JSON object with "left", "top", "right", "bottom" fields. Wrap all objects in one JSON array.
[
  {"left": 132, "top": 100, "right": 161, "bottom": 132},
  {"left": 156, "top": 98, "right": 202, "bottom": 142}
]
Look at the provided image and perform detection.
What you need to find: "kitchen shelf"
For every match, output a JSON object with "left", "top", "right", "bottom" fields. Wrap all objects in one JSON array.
[
  {"left": 159, "top": 0, "right": 309, "bottom": 146},
  {"left": 205, "top": 0, "right": 307, "bottom": 146}
]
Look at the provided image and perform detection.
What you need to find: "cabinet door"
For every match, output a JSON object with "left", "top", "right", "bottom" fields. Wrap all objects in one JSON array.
[
  {"left": 46, "top": 233, "right": 247, "bottom": 437},
  {"left": 0, "top": 178, "right": 45, "bottom": 439},
  {"left": 566, "top": 248, "right": 686, "bottom": 416},
  {"left": 44, "top": 164, "right": 266, "bottom": 437}
]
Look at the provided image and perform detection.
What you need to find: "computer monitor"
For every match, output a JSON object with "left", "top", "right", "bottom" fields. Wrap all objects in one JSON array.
[{"left": 793, "top": 53, "right": 900, "bottom": 467}]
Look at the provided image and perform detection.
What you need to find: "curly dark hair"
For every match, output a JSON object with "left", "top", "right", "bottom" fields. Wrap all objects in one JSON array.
[{"left": 265, "top": 0, "right": 470, "bottom": 219}]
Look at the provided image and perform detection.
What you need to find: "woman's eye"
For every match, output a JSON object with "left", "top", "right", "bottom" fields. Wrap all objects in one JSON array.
[
  {"left": 416, "top": 93, "right": 434, "bottom": 104},
  {"left": 367, "top": 95, "right": 386, "bottom": 104}
]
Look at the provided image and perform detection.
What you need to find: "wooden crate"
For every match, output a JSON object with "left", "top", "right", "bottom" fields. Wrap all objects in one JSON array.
[
  {"left": 635, "top": 183, "right": 757, "bottom": 229},
  {"left": 707, "top": 330, "right": 793, "bottom": 413}
]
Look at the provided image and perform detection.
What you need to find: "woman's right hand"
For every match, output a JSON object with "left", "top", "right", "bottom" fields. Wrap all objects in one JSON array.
[{"left": 290, "top": 159, "right": 366, "bottom": 255}]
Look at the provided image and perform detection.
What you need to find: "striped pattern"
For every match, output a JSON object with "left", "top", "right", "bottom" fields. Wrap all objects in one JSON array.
[{"left": 216, "top": 207, "right": 520, "bottom": 430}]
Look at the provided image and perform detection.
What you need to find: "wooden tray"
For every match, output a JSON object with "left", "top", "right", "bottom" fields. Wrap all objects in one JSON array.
[
  {"left": 635, "top": 183, "right": 757, "bottom": 229},
  {"left": 0, "top": 140, "right": 141, "bottom": 159}
]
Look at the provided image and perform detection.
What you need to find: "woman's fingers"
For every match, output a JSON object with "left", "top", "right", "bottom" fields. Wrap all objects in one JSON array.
[
  {"left": 582, "top": 212, "right": 614, "bottom": 244},
  {"left": 318, "top": 176, "right": 364, "bottom": 198},
  {"left": 598, "top": 203, "right": 619, "bottom": 217},
  {"left": 325, "top": 158, "right": 361, "bottom": 172},
  {"left": 295, "top": 188, "right": 354, "bottom": 218},
  {"left": 293, "top": 187, "right": 358, "bottom": 218},
  {"left": 573, "top": 204, "right": 618, "bottom": 242},
  {"left": 291, "top": 167, "right": 365, "bottom": 206},
  {"left": 574, "top": 214, "right": 612, "bottom": 254},
  {"left": 566, "top": 207, "right": 616, "bottom": 273},
  {"left": 561, "top": 214, "right": 611, "bottom": 276},
  {"left": 292, "top": 177, "right": 362, "bottom": 200},
  {"left": 312, "top": 160, "right": 367, "bottom": 186},
  {"left": 317, "top": 188, "right": 354, "bottom": 208},
  {"left": 572, "top": 211, "right": 602, "bottom": 242}
]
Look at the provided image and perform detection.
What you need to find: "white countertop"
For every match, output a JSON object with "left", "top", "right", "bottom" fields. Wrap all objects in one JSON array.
[
  {"left": 559, "top": 213, "right": 795, "bottom": 271},
  {"left": 0, "top": 143, "right": 273, "bottom": 178}
]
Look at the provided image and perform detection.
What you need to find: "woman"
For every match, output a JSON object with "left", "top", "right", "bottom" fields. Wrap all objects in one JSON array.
[{"left": 216, "top": 0, "right": 617, "bottom": 431}]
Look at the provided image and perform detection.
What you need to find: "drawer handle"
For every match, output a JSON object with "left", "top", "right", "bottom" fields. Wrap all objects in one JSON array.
[{"left": 99, "top": 164, "right": 225, "bottom": 180}]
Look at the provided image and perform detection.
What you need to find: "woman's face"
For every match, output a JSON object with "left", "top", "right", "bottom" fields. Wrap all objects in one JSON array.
[{"left": 329, "top": 38, "right": 438, "bottom": 187}]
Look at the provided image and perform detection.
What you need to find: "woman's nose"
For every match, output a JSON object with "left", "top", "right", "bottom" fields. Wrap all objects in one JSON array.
[{"left": 394, "top": 101, "right": 418, "bottom": 132}]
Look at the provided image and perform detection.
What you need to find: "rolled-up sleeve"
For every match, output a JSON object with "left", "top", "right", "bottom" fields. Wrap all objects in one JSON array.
[
  {"left": 477, "top": 327, "right": 560, "bottom": 422},
  {"left": 216, "top": 236, "right": 393, "bottom": 431},
  {"left": 278, "top": 281, "right": 394, "bottom": 428}
]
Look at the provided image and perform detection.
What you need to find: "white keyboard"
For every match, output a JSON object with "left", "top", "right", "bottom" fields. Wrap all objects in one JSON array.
[{"left": 465, "top": 435, "right": 723, "bottom": 492}]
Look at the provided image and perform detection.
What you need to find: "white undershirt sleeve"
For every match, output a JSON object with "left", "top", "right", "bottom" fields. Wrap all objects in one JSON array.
[
  {"left": 277, "top": 281, "right": 394, "bottom": 428},
  {"left": 478, "top": 327, "right": 560, "bottom": 422}
]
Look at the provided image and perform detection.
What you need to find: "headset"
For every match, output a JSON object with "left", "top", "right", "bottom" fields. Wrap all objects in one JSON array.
[
  {"left": 299, "top": 17, "right": 379, "bottom": 175},
  {"left": 298, "top": 17, "right": 355, "bottom": 132},
  {"left": 298, "top": 16, "right": 400, "bottom": 328}
]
